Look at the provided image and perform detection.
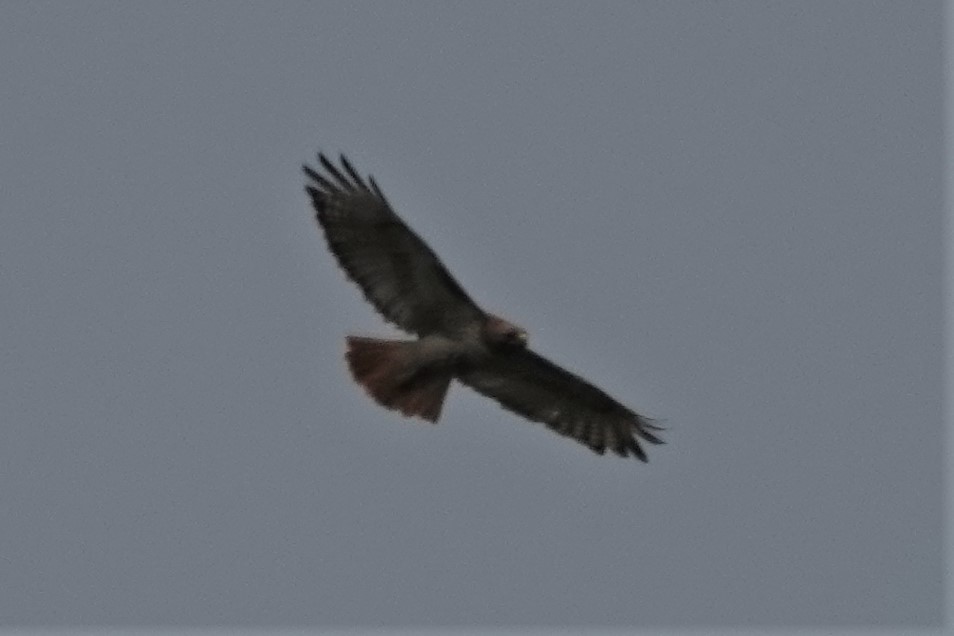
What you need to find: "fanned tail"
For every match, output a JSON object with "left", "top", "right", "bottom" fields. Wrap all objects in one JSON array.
[{"left": 345, "top": 336, "right": 451, "bottom": 422}]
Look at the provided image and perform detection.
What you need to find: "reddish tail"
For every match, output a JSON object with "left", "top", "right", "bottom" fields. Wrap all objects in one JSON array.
[{"left": 345, "top": 336, "right": 451, "bottom": 423}]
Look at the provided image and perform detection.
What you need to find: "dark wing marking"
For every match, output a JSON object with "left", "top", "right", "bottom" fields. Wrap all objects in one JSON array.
[
  {"left": 304, "top": 153, "right": 485, "bottom": 337},
  {"left": 459, "top": 348, "right": 664, "bottom": 460}
]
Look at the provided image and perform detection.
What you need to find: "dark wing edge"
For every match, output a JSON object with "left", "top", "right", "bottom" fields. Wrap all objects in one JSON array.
[
  {"left": 458, "top": 348, "right": 664, "bottom": 461},
  {"left": 303, "top": 152, "right": 484, "bottom": 337}
]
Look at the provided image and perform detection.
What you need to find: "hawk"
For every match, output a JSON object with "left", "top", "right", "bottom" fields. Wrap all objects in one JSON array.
[{"left": 303, "top": 153, "right": 664, "bottom": 460}]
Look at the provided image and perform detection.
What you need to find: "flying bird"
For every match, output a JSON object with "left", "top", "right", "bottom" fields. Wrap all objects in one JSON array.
[{"left": 303, "top": 153, "right": 664, "bottom": 460}]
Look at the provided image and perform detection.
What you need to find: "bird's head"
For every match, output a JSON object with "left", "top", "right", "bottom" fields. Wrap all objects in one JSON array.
[{"left": 483, "top": 314, "right": 528, "bottom": 349}]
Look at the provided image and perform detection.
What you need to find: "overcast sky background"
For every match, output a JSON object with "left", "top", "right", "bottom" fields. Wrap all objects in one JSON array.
[{"left": 0, "top": 1, "right": 944, "bottom": 631}]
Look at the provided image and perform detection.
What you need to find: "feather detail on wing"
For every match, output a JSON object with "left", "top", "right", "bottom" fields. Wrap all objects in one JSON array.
[
  {"left": 304, "top": 153, "right": 484, "bottom": 337},
  {"left": 458, "top": 349, "right": 664, "bottom": 460}
]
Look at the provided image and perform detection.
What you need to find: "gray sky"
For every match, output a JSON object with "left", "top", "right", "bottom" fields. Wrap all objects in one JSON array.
[{"left": 0, "top": 1, "right": 943, "bottom": 630}]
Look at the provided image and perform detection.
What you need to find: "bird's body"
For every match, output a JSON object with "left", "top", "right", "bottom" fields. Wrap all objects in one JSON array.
[{"left": 304, "top": 153, "right": 663, "bottom": 460}]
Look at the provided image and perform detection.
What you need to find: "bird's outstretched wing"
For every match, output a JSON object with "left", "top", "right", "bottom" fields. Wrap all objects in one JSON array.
[
  {"left": 459, "top": 348, "right": 664, "bottom": 460},
  {"left": 304, "top": 153, "right": 485, "bottom": 337}
]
